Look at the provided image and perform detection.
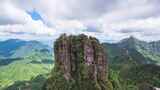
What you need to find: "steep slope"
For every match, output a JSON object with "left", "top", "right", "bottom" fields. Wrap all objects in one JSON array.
[
  {"left": 103, "top": 37, "right": 160, "bottom": 90},
  {"left": 0, "top": 39, "right": 26, "bottom": 58},
  {"left": 43, "top": 34, "right": 112, "bottom": 90},
  {"left": 4, "top": 74, "right": 48, "bottom": 90},
  {"left": 103, "top": 36, "right": 160, "bottom": 65},
  {"left": 2, "top": 37, "right": 160, "bottom": 90},
  {"left": 0, "top": 39, "right": 53, "bottom": 89},
  {"left": 0, "top": 39, "right": 51, "bottom": 59}
]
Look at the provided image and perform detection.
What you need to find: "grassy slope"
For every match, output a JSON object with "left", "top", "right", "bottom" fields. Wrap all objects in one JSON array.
[
  {"left": 137, "top": 48, "right": 160, "bottom": 64},
  {"left": 5, "top": 74, "right": 48, "bottom": 90},
  {"left": 2, "top": 38, "right": 160, "bottom": 90},
  {"left": 0, "top": 60, "right": 52, "bottom": 87},
  {"left": 0, "top": 51, "right": 53, "bottom": 89}
]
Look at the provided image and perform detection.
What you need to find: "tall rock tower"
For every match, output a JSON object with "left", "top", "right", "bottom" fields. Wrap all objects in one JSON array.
[{"left": 43, "top": 34, "right": 112, "bottom": 90}]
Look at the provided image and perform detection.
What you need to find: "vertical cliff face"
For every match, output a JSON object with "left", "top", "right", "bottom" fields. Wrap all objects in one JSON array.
[{"left": 43, "top": 34, "right": 112, "bottom": 90}]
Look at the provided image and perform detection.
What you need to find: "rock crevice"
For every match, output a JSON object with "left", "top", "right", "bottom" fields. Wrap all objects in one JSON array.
[{"left": 43, "top": 34, "right": 111, "bottom": 90}]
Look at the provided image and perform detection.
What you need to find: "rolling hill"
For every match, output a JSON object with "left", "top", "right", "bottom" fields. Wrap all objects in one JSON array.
[
  {"left": 103, "top": 36, "right": 160, "bottom": 65},
  {"left": 0, "top": 39, "right": 53, "bottom": 89},
  {"left": 103, "top": 36, "right": 160, "bottom": 90},
  {"left": 1, "top": 37, "right": 160, "bottom": 90}
]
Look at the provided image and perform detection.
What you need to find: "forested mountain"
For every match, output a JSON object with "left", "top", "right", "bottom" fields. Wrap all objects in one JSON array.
[
  {"left": 103, "top": 36, "right": 160, "bottom": 90},
  {"left": 1, "top": 37, "right": 160, "bottom": 90},
  {"left": 0, "top": 39, "right": 53, "bottom": 89},
  {"left": 103, "top": 36, "right": 160, "bottom": 65}
]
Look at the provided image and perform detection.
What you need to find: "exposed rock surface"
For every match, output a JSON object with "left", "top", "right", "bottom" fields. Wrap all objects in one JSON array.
[{"left": 43, "top": 34, "right": 112, "bottom": 90}]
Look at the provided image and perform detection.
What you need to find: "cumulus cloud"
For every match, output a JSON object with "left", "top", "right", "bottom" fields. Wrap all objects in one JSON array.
[
  {"left": 0, "top": 1, "right": 29, "bottom": 25},
  {"left": 1, "top": 0, "right": 160, "bottom": 42},
  {"left": 0, "top": 0, "right": 57, "bottom": 41}
]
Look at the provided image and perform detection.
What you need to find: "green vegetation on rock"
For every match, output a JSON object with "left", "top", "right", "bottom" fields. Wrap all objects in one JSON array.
[
  {"left": 103, "top": 36, "right": 160, "bottom": 90},
  {"left": 2, "top": 36, "right": 160, "bottom": 90},
  {"left": 43, "top": 34, "right": 112, "bottom": 90}
]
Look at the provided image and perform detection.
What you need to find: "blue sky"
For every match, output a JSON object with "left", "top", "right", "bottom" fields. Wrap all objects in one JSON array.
[
  {"left": 28, "top": 10, "right": 42, "bottom": 21},
  {"left": 0, "top": 0, "right": 160, "bottom": 43}
]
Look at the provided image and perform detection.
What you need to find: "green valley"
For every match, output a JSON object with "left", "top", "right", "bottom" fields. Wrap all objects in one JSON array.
[
  {"left": 1, "top": 37, "right": 160, "bottom": 90},
  {"left": 0, "top": 39, "right": 53, "bottom": 89}
]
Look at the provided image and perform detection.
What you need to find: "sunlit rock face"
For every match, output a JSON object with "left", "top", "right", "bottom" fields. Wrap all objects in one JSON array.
[{"left": 43, "top": 34, "right": 112, "bottom": 90}]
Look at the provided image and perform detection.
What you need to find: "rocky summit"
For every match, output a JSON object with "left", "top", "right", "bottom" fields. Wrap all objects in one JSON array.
[{"left": 43, "top": 34, "right": 112, "bottom": 90}]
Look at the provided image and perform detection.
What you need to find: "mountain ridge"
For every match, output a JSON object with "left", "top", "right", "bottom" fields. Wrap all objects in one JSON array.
[
  {"left": 1, "top": 37, "right": 160, "bottom": 90},
  {"left": 0, "top": 39, "right": 53, "bottom": 89},
  {"left": 0, "top": 39, "right": 51, "bottom": 59},
  {"left": 103, "top": 36, "right": 160, "bottom": 65}
]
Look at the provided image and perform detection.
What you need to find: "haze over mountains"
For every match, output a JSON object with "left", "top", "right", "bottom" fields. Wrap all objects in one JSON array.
[
  {"left": 104, "top": 36, "right": 160, "bottom": 65},
  {"left": 0, "top": 37, "right": 160, "bottom": 90},
  {"left": 1, "top": 37, "right": 160, "bottom": 66},
  {"left": 0, "top": 39, "right": 53, "bottom": 89},
  {"left": 0, "top": 39, "right": 51, "bottom": 58}
]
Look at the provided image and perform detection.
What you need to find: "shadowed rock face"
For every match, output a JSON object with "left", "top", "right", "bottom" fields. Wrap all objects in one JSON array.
[{"left": 43, "top": 34, "right": 111, "bottom": 90}]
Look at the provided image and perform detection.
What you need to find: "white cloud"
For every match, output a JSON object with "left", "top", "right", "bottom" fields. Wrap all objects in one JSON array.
[
  {"left": 0, "top": 20, "right": 57, "bottom": 39},
  {"left": 1, "top": 0, "right": 160, "bottom": 42},
  {"left": 110, "top": 17, "right": 160, "bottom": 30},
  {"left": 100, "top": 17, "right": 160, "bottom": 42},
  {"left": 0, "top": 0, "right": 57, "bottom": 41},
  {"left": 55, "top": 20, "right": 86, "bottom": 32},
  {"left": 0, "top": 1, "right": 30, "bottom": 25}
]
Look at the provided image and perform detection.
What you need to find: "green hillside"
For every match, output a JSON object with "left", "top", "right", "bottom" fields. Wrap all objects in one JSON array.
[
  {"left": 0, "top": 60, "right": 52, "bottom": 87},
  {"left": 103, "top": 37, "right": 160, "bottom": 90},
  {"left": 0, "top": 39, "right": 53, "bottom": 89},
  {"left": 1, "top": 37, "right": 160, "bottom": 90},
  {"left": 103, "top": 36, "right": 160, "bottom": 65},
  {"left": 4, "top": 74, "right": 48, "bottom": 90}
]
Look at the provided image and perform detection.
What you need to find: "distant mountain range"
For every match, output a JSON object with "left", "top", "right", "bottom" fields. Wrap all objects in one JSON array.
[
  {"left": 1, "top": 37, "right": 160, "bottom": 65},
  {"left": 1, "top": 37, "right": 160, "bottom": 89},
  {"left": 0, "top": 39, "right": 51, "bottom": 59},
  {"left": 103, "top": 37, "right": 160, "bottom": 90},
  {"left": 0, "top": 39, "right": 53, "bottom": 89},
  {"left": 103, "top": 36, "right": 160, "bottom": 65}
]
